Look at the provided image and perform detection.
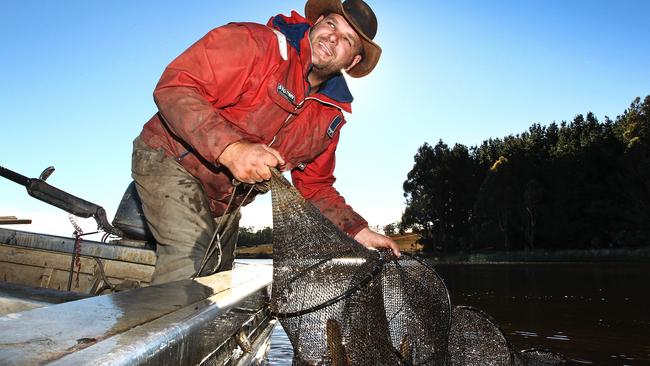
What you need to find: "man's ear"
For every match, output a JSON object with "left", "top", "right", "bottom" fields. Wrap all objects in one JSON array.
[
  {"left": 345, "top": 55, "right": 363, "bottom": 72},
  {"left": 315, "top": 14, "right": 325, "bottom": 24}
]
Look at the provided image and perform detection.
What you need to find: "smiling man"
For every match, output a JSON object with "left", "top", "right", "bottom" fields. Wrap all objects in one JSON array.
[
  {"left": 308, "top": 13, "right": 363, "bottom": 85},
  {"left": 132, "top": 0, "right": 399, "bottom": 284}
]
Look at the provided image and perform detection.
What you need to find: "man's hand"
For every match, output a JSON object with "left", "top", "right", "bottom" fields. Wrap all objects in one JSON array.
[
  {"left": 354, "top": 227, "right": 401, "bottom": 257},
  {"left": 218, "top": 141, "right": 285, "bottom": 183}
]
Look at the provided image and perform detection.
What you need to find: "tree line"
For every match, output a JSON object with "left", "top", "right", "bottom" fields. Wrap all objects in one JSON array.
[
  {"left": 400, "top": 96, "right": 650, "bottom": 252},
  {"left": 238, "top": 226, "right": 272, "bottom": 247}
]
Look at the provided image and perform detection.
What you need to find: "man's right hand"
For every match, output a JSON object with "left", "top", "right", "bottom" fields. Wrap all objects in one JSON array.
[{"left": 217, "top": 141, "right": 285, "bottom": 183}]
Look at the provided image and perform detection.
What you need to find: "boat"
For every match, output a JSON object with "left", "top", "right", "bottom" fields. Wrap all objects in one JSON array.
[{"left": 0, "top": 165, "right": 275, "bottom": 365}]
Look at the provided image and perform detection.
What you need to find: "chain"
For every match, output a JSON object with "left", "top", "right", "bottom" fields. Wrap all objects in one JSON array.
[{"left": 68, "top": 214, "right": 83, "bottom": 288}]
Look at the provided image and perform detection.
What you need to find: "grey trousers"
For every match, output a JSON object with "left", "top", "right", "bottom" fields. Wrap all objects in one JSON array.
[{"left": 131, "top": 137, "right": 240, "bottom": 285}]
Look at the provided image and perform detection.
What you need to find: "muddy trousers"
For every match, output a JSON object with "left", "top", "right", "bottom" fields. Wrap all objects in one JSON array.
[{"left": 131, "top": 137, "right": 240, "bottom": 285}]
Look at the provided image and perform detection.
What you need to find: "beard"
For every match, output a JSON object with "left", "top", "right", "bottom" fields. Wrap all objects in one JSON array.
[
  {"left": 310, "top": 36, "right": 349, "bottom": 80},
  {"left": 310, "top": 60, "right": 344, "bottom": 80}
]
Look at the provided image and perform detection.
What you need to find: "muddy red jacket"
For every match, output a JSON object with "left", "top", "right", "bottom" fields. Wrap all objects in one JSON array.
[{"left": 138, "top": 11, "right": 368, "bottom": 236}]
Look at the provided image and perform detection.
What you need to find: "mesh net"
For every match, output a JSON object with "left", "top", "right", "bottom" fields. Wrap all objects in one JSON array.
[
  {"left": 513, "top": 349, "right": 570, "bottom": 366},
  {"left": 269, "top": 170, "right": 571, "bottom": 365},
  {"left": 448, "top": 306, "right": 514, "bottom": 366}
]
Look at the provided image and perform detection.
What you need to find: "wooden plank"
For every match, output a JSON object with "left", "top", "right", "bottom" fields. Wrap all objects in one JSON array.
[
  {"left": 0, "top": 229, "right": 157, "bottom": 266},
  {"left": 0, "top": 261, "right": 151, "bottom": 293},
  {"left": 39, "top": 267, "right": 54, "bottom": 288},
  {"left": 0, "top": 243, "right": 155, "bottom": 293},
  {"left": 0, "top": 244, "right": 154, "bottom": 282},
  {"left": 0, "top": 219, "right": 32, "bottom": 225},
  {"left": 0, "top": 261, "right": 96, "bottom": 292}
]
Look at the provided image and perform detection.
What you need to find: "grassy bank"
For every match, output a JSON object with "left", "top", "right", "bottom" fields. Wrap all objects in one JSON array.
[
  {"left": 391, "top": 234, "right": 650, "bottom": 263},
  {"left": 236, "top": 243, "right": 273, "bottom": 258},
  {"left": 237, "top": 233, "right": 650, "bottom": 262},
  {"left": 235, "top": 233, "right": 423, "bottom": 259}
]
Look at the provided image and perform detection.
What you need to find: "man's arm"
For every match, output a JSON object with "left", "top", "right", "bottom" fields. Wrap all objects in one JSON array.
[
  {"left": 353, "top": 227, "right": 401, "bottom": 256},
  {"left": 292, "top": 134, "right": 400, "bottom": 256},
  {"left": 153, "top": 24, "right": 282, "bottom": 182}
]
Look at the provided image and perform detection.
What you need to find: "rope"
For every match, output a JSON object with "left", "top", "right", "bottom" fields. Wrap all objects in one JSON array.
[
  {"left": 195, "top": 182, "right": 256, "bottom": 277},
  {"left": 90, "top": 257, "right": 117, "bottom": 295}
]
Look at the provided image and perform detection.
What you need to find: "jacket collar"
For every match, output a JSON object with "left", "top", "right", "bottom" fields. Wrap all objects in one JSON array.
[{"left": 269, "top": 12, "right": 354, "bottom": 112}]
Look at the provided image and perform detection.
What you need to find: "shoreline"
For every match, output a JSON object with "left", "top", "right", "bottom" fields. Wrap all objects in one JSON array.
[{"left": 236, "top": 244, "right": 650, "bottom": 263}]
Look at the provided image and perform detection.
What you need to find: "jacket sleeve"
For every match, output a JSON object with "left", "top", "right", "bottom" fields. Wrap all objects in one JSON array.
[
  {"left": 291, "top": 133, "right": 368, "bottom": 237},
  {"left": 153, "top": 23, "right": 262, "bottom": 164}
]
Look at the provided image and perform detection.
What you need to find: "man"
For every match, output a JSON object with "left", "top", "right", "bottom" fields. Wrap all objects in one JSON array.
[{"left": 132, "top": 0, "right": 400, "bottom": 284}]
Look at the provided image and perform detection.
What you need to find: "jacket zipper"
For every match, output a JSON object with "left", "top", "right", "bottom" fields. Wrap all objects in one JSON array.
[
  {"left": 269, "top": 110, "right": 296, "bottom": 147},
  {"left": 269, "top": 96, "right": 341, "bottom": 147}
]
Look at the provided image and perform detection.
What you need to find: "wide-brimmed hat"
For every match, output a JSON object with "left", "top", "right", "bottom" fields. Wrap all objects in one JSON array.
[{"left": 305, "top": 0, "right": 381, "bottom": 78}]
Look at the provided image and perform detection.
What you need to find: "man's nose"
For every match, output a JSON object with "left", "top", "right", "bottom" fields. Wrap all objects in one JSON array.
[{"left": 327, "top": 31, "right": 339, "bottom": 44}]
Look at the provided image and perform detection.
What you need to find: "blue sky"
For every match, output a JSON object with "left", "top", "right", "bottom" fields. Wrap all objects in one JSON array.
[{"left": 1, "top": 1, "right": 649, "bottom": 237}]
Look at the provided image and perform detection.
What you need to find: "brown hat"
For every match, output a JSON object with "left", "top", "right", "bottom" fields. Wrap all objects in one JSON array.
[{"left": 305, "top": 0, "right": 382, "bottom": 78}]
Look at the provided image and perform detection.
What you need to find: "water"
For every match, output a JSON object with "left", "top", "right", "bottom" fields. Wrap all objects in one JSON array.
[
  {"left": 266, "top": 323, "right": 293, "bottom": 365},
  {"left": 263, "top": 261, "right": 650, "bottom": 365},
  {"left": 435, "top": 262, "right": 650, "bottom": 365},
  {"left": 236, "top": 259, "right": 293, "bottom": 365}
]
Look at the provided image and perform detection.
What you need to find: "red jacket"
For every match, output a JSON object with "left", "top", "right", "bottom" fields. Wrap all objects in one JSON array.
[{"left": 138, "top": 11, "right": 368, "bottom": 236}]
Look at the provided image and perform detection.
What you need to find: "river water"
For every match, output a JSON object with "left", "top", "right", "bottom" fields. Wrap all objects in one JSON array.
[{"left": 264, "top": 261, "right": 650, "bottom": 365}]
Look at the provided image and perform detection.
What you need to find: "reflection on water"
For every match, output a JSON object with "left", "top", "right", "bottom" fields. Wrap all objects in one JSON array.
[
  {"left": 435, "top": 262, "right": 650, "bottom": 365},
  {"left": 266, "top": 324, "right": 293, "bottom": 365},
  {"left": 266, "top": 261, "right": 650, "bottom": 365}
]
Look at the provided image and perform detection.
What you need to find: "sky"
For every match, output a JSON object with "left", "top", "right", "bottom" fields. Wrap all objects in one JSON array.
[{"left": 1, "top": 0, "right": 649, "bottom": 238}]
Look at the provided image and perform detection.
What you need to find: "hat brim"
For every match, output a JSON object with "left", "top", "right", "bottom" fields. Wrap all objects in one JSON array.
[{"left": 305, "top": 0, "right": 381, "bottom": 77}]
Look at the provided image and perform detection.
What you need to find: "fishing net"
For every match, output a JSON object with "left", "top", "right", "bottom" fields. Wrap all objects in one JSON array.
[{"left": 269, "top": 170, "right": 571, "bottom": 365}]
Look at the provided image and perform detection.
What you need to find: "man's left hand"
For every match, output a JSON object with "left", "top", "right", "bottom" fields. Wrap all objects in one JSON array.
[{"left": 354, "top": 228, "right": 401, "bottom": 257}]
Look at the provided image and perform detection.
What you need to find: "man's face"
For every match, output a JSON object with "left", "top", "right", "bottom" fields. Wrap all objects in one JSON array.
[{"left": 309, "top": 13, "right": 363, "bottom": 78}]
